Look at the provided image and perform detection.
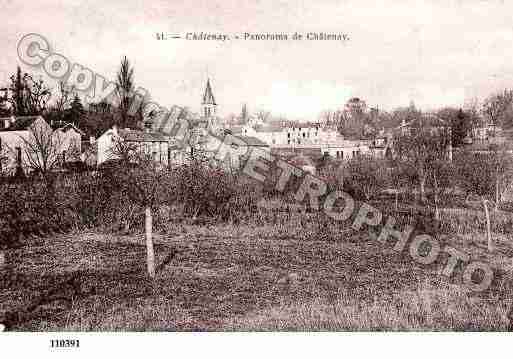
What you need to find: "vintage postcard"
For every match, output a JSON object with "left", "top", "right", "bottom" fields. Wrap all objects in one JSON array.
[{"left": 0, "top": 0, "right": 512, "bottom": 356}]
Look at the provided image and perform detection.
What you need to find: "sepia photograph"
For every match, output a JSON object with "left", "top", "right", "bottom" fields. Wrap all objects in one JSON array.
[{"left": 0, "top": 0, "right": 512, "bottom": 356}]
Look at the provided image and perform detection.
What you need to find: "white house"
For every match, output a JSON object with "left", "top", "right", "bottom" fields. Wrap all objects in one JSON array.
[
  {"left": 0, "top": 115, "right": 78, "bottom": 174},
  {"left": 320, "top": 139, "right": 370, "bottom": 160},
  {"left": 285, "top": 123, "right": 340, "bottom": 145},
  {"left": 96, "top": 126, "right": 170, "bottom": 166},
  {"left": 53, "top": 122, "right": 83, "bottom": 162}
]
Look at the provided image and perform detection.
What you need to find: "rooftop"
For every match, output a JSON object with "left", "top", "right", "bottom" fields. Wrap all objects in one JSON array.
[
  {"left": 202, "top": 78, "right": 216, "bottom": 105},
  {"left": 118, "top": 128, "right": 168, "bottom": 142},
  {"left": 234, "top": 135, "right": 269, "bottom": 147},
  {"left": 0, "top": 115, "right": 44, "bottom": 132}
]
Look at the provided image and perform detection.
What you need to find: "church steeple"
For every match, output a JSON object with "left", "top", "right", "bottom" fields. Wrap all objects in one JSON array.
[
  {"left": 201, "top": 78, "right": 219, "bottom": 132},
  {"left": 202, "top": 78, "right": 216, "bottom": 106},
  {"left": 201, "top": 78, "right": 217, "bottom": 119}
]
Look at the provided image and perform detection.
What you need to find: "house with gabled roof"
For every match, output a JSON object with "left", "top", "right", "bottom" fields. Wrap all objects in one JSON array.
[
  {"left": 96, "top": 125, "right": 170, "bottom": 166},
  {"left": 0, "top": 115, "right": 80, "bottom": 174}
]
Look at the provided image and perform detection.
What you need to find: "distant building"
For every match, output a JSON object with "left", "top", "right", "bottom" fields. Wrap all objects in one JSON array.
[
  {"left": 320, "top": 140, "right": 370, "bottom": 160},
  {"left": 285, "top": 123, "right": 339, "bottom": 145},
  {"left": 472, "top": 122, "right": 502, "bottom": 141},
  {"left": 201, "top": 78, "right": 218, "bottom": 128},
  {"left": 96, "top": 125, "right": 170, "bottom": 166},
  {"left": 53, "top": 122, "right": 84, "bottom": 163},
  {"left": 289, "top": 154, "right": 316, "bottom": 175},
  {"left": 344, "top": 97, "right": 367, "bottom": 114},
  {"left": 368, "top": 135, "right": 391, "bottom": 158},
  {"left": 0, "top": 115, "right": 80, "bottom": 174}
]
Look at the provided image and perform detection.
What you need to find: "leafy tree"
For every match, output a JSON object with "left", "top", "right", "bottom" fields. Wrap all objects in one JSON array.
[
  {"left": 81, "top": 101, "right": 116, "bottom": 138},
  {"left": 241, "top": 104, "right": 248, "bottom": 123},
  {"left": 68, "top": 94, "right": 85, "bottom": 126},
  {"left": 13, "top": 66, "right": 26, "bottom": 115},
  {"left": 116, "top": 56, "right": 135, "bottom": 129},
  {"left": 338, "top": 110, "right": 366, "bottom": 139},
  {"left": 452, "top": 109, "right": 470, "bottom": 147},
  {"left": 437, "top": 107, "right": 471, "bottom": 147}
]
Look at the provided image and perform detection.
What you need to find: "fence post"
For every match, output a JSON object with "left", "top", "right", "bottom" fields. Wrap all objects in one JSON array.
[
  {"left": 482, "top": 198, "right": 493, "bottom": 252},
  {"left": 145, "top": 206, "right": 156, "bottom": 278}
]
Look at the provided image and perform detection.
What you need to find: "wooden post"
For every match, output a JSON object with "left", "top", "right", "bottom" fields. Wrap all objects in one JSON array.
[
  {"left": 434, "top": 177, "right": 439, "bottom": 221},
  {"left": 495, "top": 176, "right": 500, "bottom": 211},
  {"left": 482, "top": 198, "right": 493, "bottom": 252},
  {"left": 145, "top": 206, "right": 156, "bottom": 278}
]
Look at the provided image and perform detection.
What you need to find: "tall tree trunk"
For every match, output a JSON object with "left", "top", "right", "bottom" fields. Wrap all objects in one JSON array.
[
  {"left": 419, "top": 177, "right": 426, "bottom": 204},
  {"left": 495, "top": 176, "right": 499, "bottom": 211},
  {"left": 482, "top": 198, "right": 493, "bottom": 252},
  {"left": 145, "top": 206, "right": 155, "bottom": 278},
  {"left": 0, "top": 251, "right": 5, "bottom": 271},
  {"left": 434, "top": 176, "right": 440, "bottom": 221}
]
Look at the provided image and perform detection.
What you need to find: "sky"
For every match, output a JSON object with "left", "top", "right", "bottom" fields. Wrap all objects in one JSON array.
[{"left": 2, "top": 0, "right": 513, "bottom": 120}]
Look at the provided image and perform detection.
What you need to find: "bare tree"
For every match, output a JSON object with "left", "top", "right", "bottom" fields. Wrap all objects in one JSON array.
[
  {"left": 18, "top": 120, "right": 62, "bottom": 182},
  {"left": 108, "top": 139, "right": 167, "bottom": 278},
  {"left": 455, "top": 146, "right": 512, "bottom": 252},
  {"left": 429, "top": 159, "right": 456, "bottom": 220},
  {"left": 22, "top": 73, "right": 51, "bottom": 115},
  {"left": 345, "top": 155, "right": 387, "bottom": 201},
  {"left": 393, "top": 122, "right": 451, "bottom": 204},
  {"left": 482, "top": 89, "right": 513, "bottom": 128},
  {"left": 4, "top": 68, "right": 51, "bottom": 115},
  {"left": 54, "top": 82, "right": 75, "bottom": 116}
]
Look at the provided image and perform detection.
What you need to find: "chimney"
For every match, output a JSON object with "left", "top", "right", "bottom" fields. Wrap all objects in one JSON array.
[{"left": 5, "top": 116, "right": 16, "bottom": 129}]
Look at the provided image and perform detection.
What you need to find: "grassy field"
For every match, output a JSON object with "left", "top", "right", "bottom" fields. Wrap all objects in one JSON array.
[{"left": 1, "top": 219, "right": 513, "bottom": 331}]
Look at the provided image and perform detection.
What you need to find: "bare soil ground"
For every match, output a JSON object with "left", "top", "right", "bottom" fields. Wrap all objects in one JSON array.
[{"left": 1, "top": 223, "right": 513, "bottom": 331}]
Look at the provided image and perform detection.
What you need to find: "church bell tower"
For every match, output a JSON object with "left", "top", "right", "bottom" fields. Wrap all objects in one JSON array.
[{"left": 202, "top": 78, "right": 217, "bottom": 119}]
